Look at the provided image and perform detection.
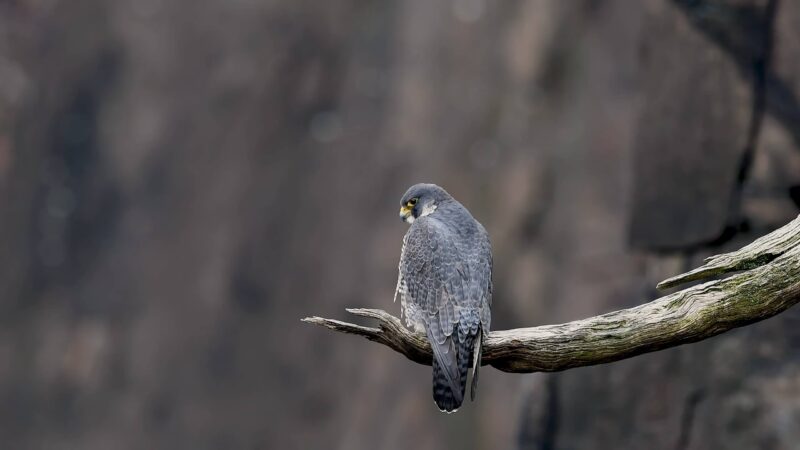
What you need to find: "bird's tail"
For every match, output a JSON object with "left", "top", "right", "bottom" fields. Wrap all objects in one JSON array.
[
  {"left": 432, "top": 356, "right": 462, "bottom": 413},
  {"left": 431, "top": 325, "right": 481, "bottom": 413}
]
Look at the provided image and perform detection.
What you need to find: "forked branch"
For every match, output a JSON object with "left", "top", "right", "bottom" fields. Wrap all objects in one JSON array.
[{"left": 303, "top": 216, "right": 800, "bottom": 373}]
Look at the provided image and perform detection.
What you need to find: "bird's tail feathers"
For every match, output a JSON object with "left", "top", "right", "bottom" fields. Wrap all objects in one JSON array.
[
  {"left": 429, "top": 328, "right": 464, "bottom": 413},
  {"left": 432, "top": 357, "right": 462, "bottom": 413},
  {"left": 431, "top": 324, "right": 484, "bottom": 413}
]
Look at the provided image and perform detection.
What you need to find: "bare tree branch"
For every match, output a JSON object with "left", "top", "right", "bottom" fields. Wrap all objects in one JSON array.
[
  {"left": 657, "top": 215, "right": 800, "bottom": 289},
  {"left": 303, "top": 215, "right": 800, "bottom": 373}
]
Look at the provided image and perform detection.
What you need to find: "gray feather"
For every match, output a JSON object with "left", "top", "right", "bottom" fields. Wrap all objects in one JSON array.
[{"left": 395, "top": 185, "right": 492, "bottom": 412}]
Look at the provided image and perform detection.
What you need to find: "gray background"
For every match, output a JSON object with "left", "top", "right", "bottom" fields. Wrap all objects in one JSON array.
[{"left": 1, "top": 1, "right": 799, "bottom": 449}]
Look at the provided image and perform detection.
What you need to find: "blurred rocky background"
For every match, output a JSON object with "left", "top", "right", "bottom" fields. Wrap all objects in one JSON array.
[{"left": 1, "top": 0, "right": 799, "bottom": 449}]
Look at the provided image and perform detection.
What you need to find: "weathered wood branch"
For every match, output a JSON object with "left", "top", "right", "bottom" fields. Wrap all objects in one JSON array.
[
  {"left": 657, "top": 215, "right": 800, "bottom": 288},
  {"left": 303, "top": 215, "right": 800, "bottom": 373}
]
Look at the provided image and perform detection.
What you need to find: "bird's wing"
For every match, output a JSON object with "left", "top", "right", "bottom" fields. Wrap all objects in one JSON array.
[
  {"left": 461, "top": 223, "right": 492, "bottom": 399},
  {"left": 399, "top": 218, "right": 469, "bottom": 401},
  {"left": 473, "top": 225, "right": 492, "bottom": 333}
]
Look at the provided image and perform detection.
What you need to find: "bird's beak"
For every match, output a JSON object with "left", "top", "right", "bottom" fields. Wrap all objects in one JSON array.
[{"left": 399, "top": 205, "right": 412, "bottom": 222}]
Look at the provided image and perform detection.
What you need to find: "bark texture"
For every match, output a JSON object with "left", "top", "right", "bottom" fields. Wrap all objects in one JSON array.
[{"left": 306, "top": 215, "right": 800, "bottom": 373}]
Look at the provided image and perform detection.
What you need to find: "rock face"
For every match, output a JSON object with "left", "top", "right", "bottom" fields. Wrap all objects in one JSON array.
[{"left": 0, "top": 1, "right": 798, "bottom": 449}]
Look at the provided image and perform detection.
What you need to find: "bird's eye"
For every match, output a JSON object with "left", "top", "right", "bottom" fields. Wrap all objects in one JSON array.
[{"left": 408, "top": 198, "right": 418, "bottom": 206}]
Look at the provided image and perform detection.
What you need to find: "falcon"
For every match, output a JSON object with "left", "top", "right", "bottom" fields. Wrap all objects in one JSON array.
[{"left": 394, "top": 183, "right": 492, "bottom": 412}]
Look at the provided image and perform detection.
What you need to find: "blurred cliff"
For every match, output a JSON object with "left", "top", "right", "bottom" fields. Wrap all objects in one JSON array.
[{"left": 0, "top": 1, "right": 799, "bottom": 449}]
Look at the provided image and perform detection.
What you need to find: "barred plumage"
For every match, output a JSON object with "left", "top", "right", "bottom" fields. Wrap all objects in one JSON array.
[{"left": 395, "top": 183, "right": 492, "bottom": 412}]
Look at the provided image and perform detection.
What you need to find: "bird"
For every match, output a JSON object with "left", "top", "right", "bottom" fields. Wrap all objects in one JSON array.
[{"left": 394, "top": 183, "right": 492, "bottom": 413}]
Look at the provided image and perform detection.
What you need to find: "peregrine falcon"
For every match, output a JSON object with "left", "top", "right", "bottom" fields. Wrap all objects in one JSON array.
[{"left": 395, "top": 183, "right": 492, "bottom": 413}]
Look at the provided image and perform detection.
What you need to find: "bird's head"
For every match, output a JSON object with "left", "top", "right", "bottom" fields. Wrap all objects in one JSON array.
[{"left": 399, "top": 183, "right": 452, "bottom": 224}]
